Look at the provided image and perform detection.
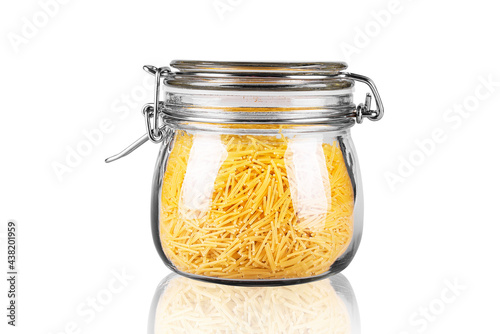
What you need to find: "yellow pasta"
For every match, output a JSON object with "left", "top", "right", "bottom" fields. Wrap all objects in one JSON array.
[
  {"left": 160, "top": 130, "right": 354, "bottom": 279},
  {"left": 154, "top": 276, "right": 352, "bottom": 334}
]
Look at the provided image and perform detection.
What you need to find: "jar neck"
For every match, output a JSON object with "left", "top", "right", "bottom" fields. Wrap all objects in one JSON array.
[
  {"left": 161, "top": 86, "right": 357, "bottom": 130},
  {"left": 164, "top": 86, "right": 354, "bottom": 110}
]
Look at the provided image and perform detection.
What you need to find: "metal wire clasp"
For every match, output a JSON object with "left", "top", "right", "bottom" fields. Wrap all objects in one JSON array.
[
  {"left": 334, "top": 72, "right": 384, "bottom": 124},
  {"left": 143, "top": 65, "right": 172, "bottom": 142},
  {"left": 105, "top": 65, "right": 172, "bottom": 163}
]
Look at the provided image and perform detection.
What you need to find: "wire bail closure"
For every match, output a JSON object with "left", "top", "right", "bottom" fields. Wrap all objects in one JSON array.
[
  {"left": 104, "top": 65, "right": 173, "bottom": 163},
  {"left": 334, "top": 72, "right": 384, "bottom": 124},
  {"left": 142, "top": 65, "right": 171, "bottom": 143}
]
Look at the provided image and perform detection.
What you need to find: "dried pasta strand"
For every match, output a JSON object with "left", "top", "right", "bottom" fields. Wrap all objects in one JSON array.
[{"left": 160, "top": 132, "right": 354, "bottom": 279}]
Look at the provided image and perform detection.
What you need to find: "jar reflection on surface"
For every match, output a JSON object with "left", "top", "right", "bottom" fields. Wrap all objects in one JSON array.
[{"left": 149, "top": 273, "right": 360, "bottom": 334}]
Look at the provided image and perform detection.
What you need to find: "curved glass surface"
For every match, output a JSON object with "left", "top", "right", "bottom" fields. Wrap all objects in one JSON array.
[{"left": 151, "top": 126, "right": 363, "bottom": 284}]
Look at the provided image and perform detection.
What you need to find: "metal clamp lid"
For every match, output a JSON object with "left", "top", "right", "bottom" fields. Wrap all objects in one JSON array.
[{"left": 105, "top": 62, "right": 384, "bottom": 163}]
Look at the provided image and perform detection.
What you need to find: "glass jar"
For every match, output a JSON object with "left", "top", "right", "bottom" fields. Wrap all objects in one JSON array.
[
  {"left": 107, "top": 61, "right": 384, "bottom": 285},
  {"left": 149, "top": 273, "right": 360, "bottom": 334}
]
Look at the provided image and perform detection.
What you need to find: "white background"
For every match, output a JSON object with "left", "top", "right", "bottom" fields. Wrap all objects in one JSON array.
[{"left": 1, "top": 0, "right": 500, "bottom": 333}]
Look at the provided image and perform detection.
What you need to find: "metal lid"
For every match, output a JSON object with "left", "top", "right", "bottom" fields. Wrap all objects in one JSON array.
[
  {"left": 170, "top": 60, "right": 348, "bottom": 74},
  {"left": 166, "top": 60, "right": 353, "bottom": 91}
]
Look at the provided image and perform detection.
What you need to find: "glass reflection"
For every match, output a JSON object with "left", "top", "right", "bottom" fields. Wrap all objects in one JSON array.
[
  {"left": 284, "top": 136, "right": 331, "bottom": 231},
  {"left": 178, "top": 133, "right": 228, "bottom": 221},
  {"left": 149, "top": 273, "right": 360, "bottom": 334}
]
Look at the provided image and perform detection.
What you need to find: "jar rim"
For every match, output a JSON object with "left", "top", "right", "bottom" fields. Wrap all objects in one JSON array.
[{"left": 170, "top": 60, "right": 348, "bottom": 75}]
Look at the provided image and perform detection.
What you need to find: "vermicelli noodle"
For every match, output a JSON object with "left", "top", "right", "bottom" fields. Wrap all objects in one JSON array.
[{"left": 159, "top": 131, "right": 354, "bottom": 279}]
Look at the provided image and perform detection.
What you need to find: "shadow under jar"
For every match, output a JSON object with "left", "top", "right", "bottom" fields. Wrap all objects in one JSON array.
[{"left": 109, "top": 61, "right": 384, "bottom": 285}]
